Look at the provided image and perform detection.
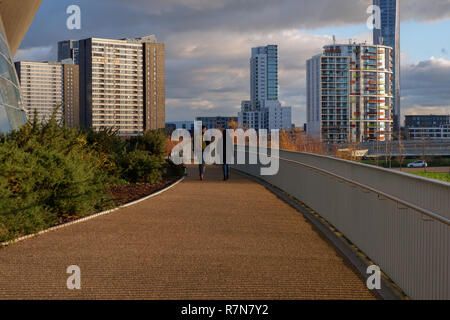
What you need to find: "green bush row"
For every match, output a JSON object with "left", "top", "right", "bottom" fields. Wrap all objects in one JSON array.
[
  {"left": 0, "top": 112, "right": 181, "bottom": 242},
  {"left": 84, "top": 127, "right": 167, "bottom": 184}
]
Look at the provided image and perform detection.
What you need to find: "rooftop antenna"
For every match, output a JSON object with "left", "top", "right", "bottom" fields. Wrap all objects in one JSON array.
[{"left": 333, "top": 35, "right": 336, "bottom": 46}]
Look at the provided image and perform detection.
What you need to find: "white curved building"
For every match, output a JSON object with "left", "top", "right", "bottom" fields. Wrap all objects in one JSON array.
[{"left": 0, "top": 0, "right": 42, "bottom": 134}]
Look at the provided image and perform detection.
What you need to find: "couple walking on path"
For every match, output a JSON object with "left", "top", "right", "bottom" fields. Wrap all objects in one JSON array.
[{"left": 199, "top": 126, "right": 230, "bottom": 181}]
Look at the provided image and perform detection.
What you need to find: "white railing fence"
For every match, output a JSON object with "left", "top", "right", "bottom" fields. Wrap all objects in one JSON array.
[{"left": 233, "top": 148, "right": 450, "bottom": 300}]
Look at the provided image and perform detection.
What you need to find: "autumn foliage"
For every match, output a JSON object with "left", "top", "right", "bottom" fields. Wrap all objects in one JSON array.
[{"left": 279, "top": 129, "right": 330, "bottom": 155}]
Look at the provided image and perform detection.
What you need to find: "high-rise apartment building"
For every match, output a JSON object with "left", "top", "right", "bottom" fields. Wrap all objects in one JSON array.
[
  {"left": 15, "top": 61, "right": 64, "bottom": 123},
  {"left": 79, "top": 35, "right": 165, "bottom": 136},
  {"left": 307, "top": 43, "right": 394, "bottom": 143},
  {"left": 58, "top": 40, "right": 79, "bottom": 65},
  {"left": 239, "top": 45, "right": 291, "bottom": 131},
  {"left": 306, "top": 54, "right": 322, "bottom": 137},
  {"left": 142, "top": 40, "right": 165, "bottom": 132},
  {"left": 63, "top": 63, "right": 80, "bottom": 127},
  {"left": 251, "top": 45, "right": 278, "bottom": 107},
  {"left": 373, "top": 0, "right": 400, "bottom": 134},
  {"left": 15, "top": 61, "right": 80, "bottom": 127}
]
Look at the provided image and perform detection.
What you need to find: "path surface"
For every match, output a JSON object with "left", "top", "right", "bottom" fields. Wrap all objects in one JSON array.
[{"left": 0, "top": 166, "right": 376, "bottom": 299}]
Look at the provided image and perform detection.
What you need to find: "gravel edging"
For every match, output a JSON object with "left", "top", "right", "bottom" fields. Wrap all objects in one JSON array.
[{"left": 1, "top": 176, "right": 185, "bottom": 248}]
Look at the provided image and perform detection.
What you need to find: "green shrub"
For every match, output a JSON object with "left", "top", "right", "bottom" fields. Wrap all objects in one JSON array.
[
  {"left": 0, "top": 115, "right": 113, "bottom": 242},
  {"left": 165, "top": 160, "right": 186, "bottom": 178},
  {"left": 0, "top": 144, "right": 45, "bottom": 241},
  {"left": 85, "top": 129, "right": 168, "bottom": 183},
  {"left": 0, "top": 109, "right": 183, "bottom": 242},
  {"left": 119, "top": 130, "right": 167, "bottom": 183},
  {"left": 128, "top": 130, "right": 166, "bottom": 155},
  {"left": 116, "top": 149, "right": 165, "bottom": 184}
]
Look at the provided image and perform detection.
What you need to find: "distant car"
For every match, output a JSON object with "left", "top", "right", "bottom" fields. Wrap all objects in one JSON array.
[{"left": 407, "top": 161, "right": 428, "bottom": 168}]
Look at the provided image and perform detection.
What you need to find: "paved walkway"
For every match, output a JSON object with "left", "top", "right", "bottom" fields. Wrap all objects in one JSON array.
[{"left": 0, "top": 166, "right": 376, "bottom": 299}]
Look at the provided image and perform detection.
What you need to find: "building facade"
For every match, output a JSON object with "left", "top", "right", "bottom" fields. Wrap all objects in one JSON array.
[
  {"left": 251, "top": 45, "right": 278, "bottom": 107},
  {"left": 0, "top": 0, "right": 42, "bottom": 134},
  {"left": 239, "top": 101, "right": 292, "bottom": 131},
  {"left": 165, "top": 121, "right": 195, "bottom": 135},
  {"left": 143, "top": 40, "right": 165, "bottom": 132},
  {"left": 405, "top": 115, "right": 450, "bottom": 128},
  {"left": 405, "top": 115, "right": 450, "bottom": 140},
  {"left": 260, "top": 100, "right": 292, "bottom": 131},
  {"left": 307, "top": 43, "right": 394, "bottom": 143},
  {"left": 373, "top": 0, "right": 400, "bottom": 134},
  {"left": 15, "top": 61, "right": 64, "bottom": 123},
  {"left": 79, "top": 36, "right": 165, "bottom": 136},
  {"left": 196, "top": 116, "right": 239, "bottom": 130},
  {"left": 239, "top": 100, "right": 263, "bottom": 131},
  {"left": 15, "top": 61, "right": 79, "bottom": 127},
  {"left": 58, "top": 40, "right": 79, "bottom": 65},
  {"left": 63, "top": 63, "right": 80, "bottom": 127},
  {"left": 306, "top": 54, "right": 322, "bottom": 138},
  {"left": 407, "top": 126, "right": 450, "bottom": 141},
  {"left": 239, "top": 45, "right": 292, "bottom": 131}
]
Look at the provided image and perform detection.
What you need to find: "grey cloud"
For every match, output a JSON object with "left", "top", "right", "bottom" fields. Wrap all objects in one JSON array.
[
  {"left": 402, "top": 58, "right": 450, "bottom": 114},
  {"left": 21, "top": 0, "right": 450, "bottom": 51},
  {"left": 14, "top": 46, "right": 54, "bottom": 62},
  {"left": 15, "top": 0, "right": 450, "bottom": 124},
  {"left": 402, "top": 0, "right": 450, "bottom": 22},
  {"left": 162, "top": 30, "right": 331, "bottom": 123}
]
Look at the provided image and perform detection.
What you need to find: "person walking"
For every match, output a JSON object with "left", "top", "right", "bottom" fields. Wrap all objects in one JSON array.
[
  {"left": 199, "top": 125, "right": 207, "bottom": 181},
  {"left": 222, "top": 129, "right": 230, "bottom": 181}
]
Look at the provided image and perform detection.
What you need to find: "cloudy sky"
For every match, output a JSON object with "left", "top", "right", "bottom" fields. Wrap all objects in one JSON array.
[{"left": 16, "top": 0, "right": 450, "bottom": 125}]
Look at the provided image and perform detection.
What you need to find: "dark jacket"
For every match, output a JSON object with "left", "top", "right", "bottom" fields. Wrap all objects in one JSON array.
[{"left": 222, "top": 130, "right": 228, "bottom": 164}]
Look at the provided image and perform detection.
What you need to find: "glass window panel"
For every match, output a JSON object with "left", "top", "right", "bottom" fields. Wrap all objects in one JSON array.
[
  {"left": 4, "top": 105, "right": 26, "bottom": 131},
  {"left": 0, "top": 53, "right": 18, "bottom": 84},
  {"left": 0, "top": 77, "right": 20, "bottom": 107},
  {"left": 0, "top": 31, "right": 12, "bottom": 63},
  {"left": 0, "top": 104, "right": 11, "bottom": 134}
]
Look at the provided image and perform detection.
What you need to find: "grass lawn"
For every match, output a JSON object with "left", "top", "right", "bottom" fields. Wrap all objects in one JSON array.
[{"left": 410, "top": 172, "right": 450, "bottom": 183}]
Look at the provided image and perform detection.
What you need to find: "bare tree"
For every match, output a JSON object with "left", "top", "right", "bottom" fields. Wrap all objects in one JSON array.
[
  {"left": 420, "top": 131, "right": 432, "bottom": 173},
  {"left": 396, "top": 135, "right": 406, "bottom": 171}
]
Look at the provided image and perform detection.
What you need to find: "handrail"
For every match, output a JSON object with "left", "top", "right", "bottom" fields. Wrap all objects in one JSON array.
[{"left": 242, "top": 149, "right": 450, "bottom": 227}]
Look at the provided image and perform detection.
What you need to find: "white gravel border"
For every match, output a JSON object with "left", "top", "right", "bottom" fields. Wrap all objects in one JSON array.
[{"left": 1, "top": 177, "right": 185, "bottom": 248}]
